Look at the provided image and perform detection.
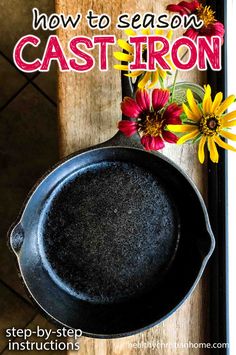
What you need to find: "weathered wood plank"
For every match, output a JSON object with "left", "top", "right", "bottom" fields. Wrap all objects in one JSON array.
[{"left": 56, "top": 1, "right": 210, "bottom": 354}]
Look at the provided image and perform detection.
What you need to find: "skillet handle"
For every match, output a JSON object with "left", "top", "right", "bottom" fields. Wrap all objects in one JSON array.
[{"left": 9, "top": 223, "right": 24, "bottom": 256}]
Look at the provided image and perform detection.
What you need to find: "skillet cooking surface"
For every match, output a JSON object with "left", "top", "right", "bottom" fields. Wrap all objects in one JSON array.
[{"left": 40, "top": 161, "right": 180, "bottom": 304}]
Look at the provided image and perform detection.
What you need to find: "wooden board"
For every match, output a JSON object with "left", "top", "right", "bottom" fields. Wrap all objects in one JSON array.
[{"left": 56, "top": 1, "right": 210, "bottom": 353}]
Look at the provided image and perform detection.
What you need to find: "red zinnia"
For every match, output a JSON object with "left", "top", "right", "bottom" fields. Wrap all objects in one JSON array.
[
  {"left": 166, "top": 1, "right": 225, "bottom": 43},
  {"left": 118, "top": 89, "right": 182, "bottom": 151}
]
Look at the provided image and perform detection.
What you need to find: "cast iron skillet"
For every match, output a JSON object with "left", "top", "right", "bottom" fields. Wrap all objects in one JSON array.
[{"left": 9, "top": 74, "right": 215, "bottom": 338}]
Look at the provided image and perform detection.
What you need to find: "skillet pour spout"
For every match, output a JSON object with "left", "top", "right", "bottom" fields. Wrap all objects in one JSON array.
[{"left": 8, "top": 75, "right": 215, "bottom": 338}]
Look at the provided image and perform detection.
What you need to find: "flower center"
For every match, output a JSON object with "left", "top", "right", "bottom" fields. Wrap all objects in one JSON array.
[
  {"left": 140, "top": 112, "right": 164, "bottom": 136},
  {"left": 196, "top": 5, "right": 216, "bottom": 27},
  {"left": 199, "top": 115, "right": 221, "bottom": 136}
]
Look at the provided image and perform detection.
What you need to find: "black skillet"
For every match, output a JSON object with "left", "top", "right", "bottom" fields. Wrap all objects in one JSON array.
[{"left": 9, "top": 73, "right": 215, "bottom": 338}]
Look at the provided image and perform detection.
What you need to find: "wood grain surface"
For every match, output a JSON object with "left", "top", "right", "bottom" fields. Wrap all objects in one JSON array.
[{"left": 56, "top": 1, "right": 210, "bottom": 354}]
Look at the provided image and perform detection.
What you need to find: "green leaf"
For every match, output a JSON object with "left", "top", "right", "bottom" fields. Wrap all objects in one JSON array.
[
  {"left": 159, "top": 75, "right": 164, "bottom": 89},
  {"left": 180, "top": 112, "right": 188, "bottom": 123},
  {"left": 198, "top": 102, "right": 203, "bottom": 109}
]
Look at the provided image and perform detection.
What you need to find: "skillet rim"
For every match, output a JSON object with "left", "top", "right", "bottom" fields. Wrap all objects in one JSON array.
[{"left": 8, "top": 145, "right": 215, "bottom": 338}]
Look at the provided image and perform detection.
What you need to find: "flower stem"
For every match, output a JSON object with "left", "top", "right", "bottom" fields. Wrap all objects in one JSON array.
[
  {"left": 159, "top": 76, "right": 164, "bottom": 89},
  {"left": 171, "top": 70, "right": 179, "bottom": 103}
]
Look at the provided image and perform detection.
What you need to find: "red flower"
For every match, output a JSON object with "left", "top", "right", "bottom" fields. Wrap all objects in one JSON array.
[
  {"left": 118, "top": 89, "right": 182, "bottom": 151},
  {"left": 167, "top": 0, "right": 200, "bottom": 15},
  {"left": 166, "top": 1, "right": 225, "bottom": 43}
]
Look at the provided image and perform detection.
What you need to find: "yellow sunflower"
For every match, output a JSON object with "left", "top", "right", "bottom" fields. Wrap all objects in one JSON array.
[
  {"left": 113, "top": 28, "right": 174, "bottom": 89},
  {"left": 167, "top": 85, "right": 236, "bottom": 164}
]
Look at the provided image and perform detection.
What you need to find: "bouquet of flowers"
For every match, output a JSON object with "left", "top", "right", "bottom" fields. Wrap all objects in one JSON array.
[{"left": 114, "top": 0, "right": 236, "bottom": 164}]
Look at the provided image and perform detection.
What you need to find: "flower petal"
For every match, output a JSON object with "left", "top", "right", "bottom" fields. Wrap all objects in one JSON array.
[
  {"left": 179, "top": 0, "right": 200, "bottom": 12},
  {"left": 118, "top": 120, "right": 138, "bottom": 137},
  {"left": 165, "top": 116, "right": 182, "bottom": 125},
  {"left": 213, "top": 22, "right": 225, "bottom": 37},
  {"left": 159, "top": 69, "right": 167, "bottom": 80},
  {"left": 126, "top": 71, "right": 143, "bottom": 78},
  {"left": 162, "top": 131, "right": 178, "bottom": 143},
  {"left": 125, "top": 29, "right": 136, "bottom": 36},
  {"left": 222, "top": 120, "right": 236, "bottom": 128},
  {"left": 177, "top": 129, "right": 199, "bottom": 144},
  {"left": 167, "top": 4, "right": 189, "bottom": 15},
  {"left": 117, "top": 39, "right": 134, "bottom": 53},
  {"left": 153, "top": 136, "right": 165, "bottom": 150},
  {"left": 220, "top": 130, "right": 236, "bottom": 141},
  {"left": 141, "top": 28, "right": 151, "bottom": 35},
  {"left": 198, "top": 135, "right": 207, "bottom": 164},
  {"left": 166, "top": 1, "right": 200, "bottom": 15},
  {"left": 114, "top": 64, "right": 129, "bottom": 71},
  {"left": 166, "top": 55, "right": 175, "bottom": 70},
  {"left": 201, "top": 22, "right": 225, "bottom": 43},
  {"left": 186, "top": 89, "right": 202, "bottom": 118},
  {"left": 135, "top": 89, "right": 150, "bottom": 112},
  {"left": 138, "top": 72, "right": 151, "bottom": 89},
  {"left": 148, "top": 71, "right": 159, "bottom": 89},
  {"left": 141, "top": 135, "right": 165, "bottom": 151},
  {"left": 215, "top": 95, "right": 236, "bottom": 116},
  {"left": 211, "top": 92, "right": 223, "bottom": 113},
  {"left": 152, "top": 89, "right": 170, "bottom": 111},
  {"left": 203, "top": 85, "right": 212, "bottom": 115},
  {"left": 163, "top": 103, "right": 182, "bottom": 124},
  {"left": 167, "top": 30, "right": 173, "bottom": 40},
  {"left": 121, "top": 97, "right": 142, "bottom": 118},
  {"left": 167, "top": 124, "right": 197, "bottom": 133},
  {"left": 113, "top": 52, "right": 134, "bottom": 62},
  {"left": 155, "top": 29, "right": 164, "bottom": 36},
  {"left": 208, "top": 136, "right": 219, "bottom": 163},
  {"left": 214, "top": 135, "right": 236, "bottom": 152},
  {"left": 183, "top": 103, "right": 200, "bottom": 121},
  {"left": 184, "top": 28, "right": 198, "bottom": 41},
  {"left": 222, "top": 111, "right": 236, "bottom": 123},
  {"left": 141, "top": 135, "right": 151, "bottom": 150}
]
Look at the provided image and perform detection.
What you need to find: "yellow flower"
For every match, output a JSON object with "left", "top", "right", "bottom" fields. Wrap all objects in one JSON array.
[
  {"left": 167, "top": 85, "right": 236, "bottom": 164},
  {"left": 113, "top": 29, "right": 174, "bottom": 89}
]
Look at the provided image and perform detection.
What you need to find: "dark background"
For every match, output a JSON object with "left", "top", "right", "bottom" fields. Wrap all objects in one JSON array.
[{"left": 0, "top": 1, "right": 65, "bottom": 353}]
